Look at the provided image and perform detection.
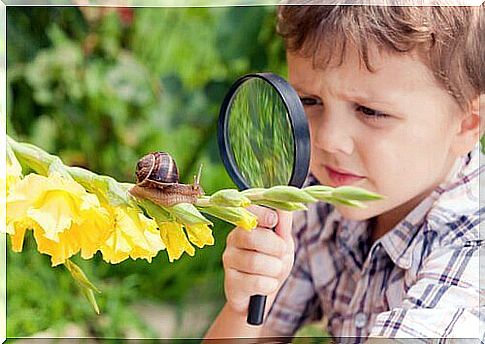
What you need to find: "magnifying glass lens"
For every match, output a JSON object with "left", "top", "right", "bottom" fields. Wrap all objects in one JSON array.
[
  {"left": 218, "top": 73, "right": 310, "bottom": 326},
  {"left": 227, "top": 78, "right": 295, "bottom": 187}
]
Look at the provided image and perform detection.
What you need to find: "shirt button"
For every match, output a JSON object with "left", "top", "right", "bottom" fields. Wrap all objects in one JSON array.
[{"left": 355, "top": 312, "right": 367, "bottom": 328}]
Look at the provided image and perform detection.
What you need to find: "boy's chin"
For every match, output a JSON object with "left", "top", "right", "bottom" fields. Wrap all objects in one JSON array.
[{"left": 334, "top": 204, "right": 379, "bottom": 222}]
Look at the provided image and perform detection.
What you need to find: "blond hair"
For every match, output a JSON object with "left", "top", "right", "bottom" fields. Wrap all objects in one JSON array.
[{"left": 277, "top": 4, "right": 484, "bottom": 110}]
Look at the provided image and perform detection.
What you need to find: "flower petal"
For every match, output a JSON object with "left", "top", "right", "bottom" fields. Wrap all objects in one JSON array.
[
  {"left": 33, "top": 226, "right": 81, "bottom": 266},
  {"left": 185, "top": 224, "right": 214, "bottom": 248},
  {"left": 100, "top": 206, "right": 164, "bottom": 264},
  {"left": 27, "top": 192, "right": 75, "bottom": 242},
  {"left": 159, "top": 222, "right": 195, "bottom": 262}
]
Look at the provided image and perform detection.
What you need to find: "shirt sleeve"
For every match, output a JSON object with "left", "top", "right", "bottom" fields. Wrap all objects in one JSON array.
[
  {"left": 369, "top": 239, "right": 483, "bottom": 341},
  {"left": 264, "top": 211, "right": 322, "bottom": 336}
]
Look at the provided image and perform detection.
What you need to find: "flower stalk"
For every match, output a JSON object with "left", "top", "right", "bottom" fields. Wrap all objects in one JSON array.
[
  {"left": 6, "top": 135, "right": 384, "bottom": 314},
  {"left": 7, "top": 135, "right": 384, "bottom": 243},
  {"left": 64, "top": 259, "right": 100, "bottom": 314}
]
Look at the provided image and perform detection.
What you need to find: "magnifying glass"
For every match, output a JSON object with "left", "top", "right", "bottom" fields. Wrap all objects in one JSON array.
[{"left": 217, "top": 73, "right": 311, "bottom": 325}]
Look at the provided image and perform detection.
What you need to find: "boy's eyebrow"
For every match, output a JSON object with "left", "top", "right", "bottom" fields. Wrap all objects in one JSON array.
[
  {"left": 292, "top": 83, "right": 396, "bottom": 106},
  {"left": 344, "top": 92, "right": 395, "bottom": 106},
  {"left": 292, "top": 85, "right": 319, "bottom": 97}
]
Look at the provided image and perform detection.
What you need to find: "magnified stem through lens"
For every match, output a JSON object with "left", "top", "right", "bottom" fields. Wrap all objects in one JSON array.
[{"left": 227, "top": 78, "right": 295, "bottom": 187}]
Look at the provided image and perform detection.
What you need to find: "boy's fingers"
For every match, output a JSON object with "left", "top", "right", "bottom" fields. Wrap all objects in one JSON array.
[
  {"left": 223, "top": 247, "right": 284, "bottom": 278},
  {"left": 274, "top": 210, "right": 293, "bottom": 242},
  {"left": 226, "top": 268, "right": 279, "bottom": 295},
  {"left": 246, "top": 205, "right": 278, "bottom": 229},
  {"left": 227, "top": 227, "right": 287, "bottom": 257}
]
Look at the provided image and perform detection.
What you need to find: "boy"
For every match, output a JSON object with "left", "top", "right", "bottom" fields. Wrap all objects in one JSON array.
[{"left": 205, "top": 4, "right": 483, "bottom": 341}]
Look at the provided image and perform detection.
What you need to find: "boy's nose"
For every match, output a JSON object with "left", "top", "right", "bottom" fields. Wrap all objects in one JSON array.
[{"left": 312, "top": 110, "right": 355, "bottom": 156}]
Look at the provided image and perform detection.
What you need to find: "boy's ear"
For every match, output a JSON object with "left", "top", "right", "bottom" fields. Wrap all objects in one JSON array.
[{"left": 451, "top": 95, "right": 482, "bottom": 156}]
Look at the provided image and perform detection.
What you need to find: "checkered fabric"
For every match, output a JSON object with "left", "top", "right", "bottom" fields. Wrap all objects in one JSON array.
[{"left": 265, "top": 144, "right": 483, "bottom": 343}]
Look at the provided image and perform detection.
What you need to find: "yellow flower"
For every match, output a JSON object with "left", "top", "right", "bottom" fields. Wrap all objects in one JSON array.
[
  {"left": 185, "top": 224, "right": 214, "bottom": 248},
  {"left": 6, "top": 173, "right": 112, "bottom": 266},
  {"left": 1, "top": 154, "right": 23, "bottom": 234},
  {"left": 200, "top": 206, "right": 257, "bottom": 231},
  {"left": 7, "top": 218, "right": 34, "bottom": 251},
  {"left": 235, "top": 211, "right": 258, "bottom": 230},
  {"left": 6, "top": 160, "right": 23, "bottom": 195},
  {"left": 99, "top": 206, "right": 165, "bottom": 264},
  {"left": 157, "top": 222, "right": 215, "bottom": 262},
  {"left": 158, "top": 222, "right": 195, "bottom": 262}
]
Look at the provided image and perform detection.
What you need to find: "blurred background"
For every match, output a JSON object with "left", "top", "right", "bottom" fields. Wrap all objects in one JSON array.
[
  {"left": 6, "top": 5, "right": 298, "bottom": 340},
  {"left": 9, "top": 5, "right": 481, "bottom": 341}
]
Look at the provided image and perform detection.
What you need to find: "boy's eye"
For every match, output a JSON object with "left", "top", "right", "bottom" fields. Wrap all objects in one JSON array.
[
  {"left": 299, "top": 97, "right": 322, "bottom": 106},
  {"left": 356, "top": 105, "right": 389, "bottom": 120}
]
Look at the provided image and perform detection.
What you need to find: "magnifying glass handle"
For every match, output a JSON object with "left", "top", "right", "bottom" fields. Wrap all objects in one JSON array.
[{"left": 247, "top": 294, "right": 267, "bottom": 325}]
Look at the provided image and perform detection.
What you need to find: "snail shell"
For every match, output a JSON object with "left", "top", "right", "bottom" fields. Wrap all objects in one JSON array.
[
  {"left": 130, "top": 151, "right": 204, "bottom": 207},
  {"left": 135, "top": 151, "right": 179, "bottom": 188}
]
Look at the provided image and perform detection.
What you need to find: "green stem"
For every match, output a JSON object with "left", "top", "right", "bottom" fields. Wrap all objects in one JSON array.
[
  {"left": 8, "top": 135, "right": 134, "bottom": 207},
  {"left": 7, "top": 135, "right": 60, "bottom": 175}
]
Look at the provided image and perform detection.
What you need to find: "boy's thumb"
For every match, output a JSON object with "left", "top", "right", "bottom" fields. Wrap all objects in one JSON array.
[{"left": 275, "top": 210, "right": 293, "bottom": 242}]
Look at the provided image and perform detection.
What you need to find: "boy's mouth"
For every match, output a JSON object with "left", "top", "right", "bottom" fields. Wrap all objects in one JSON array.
[{"left": 324, "top": 165, "right": 365, "bottom": 187}]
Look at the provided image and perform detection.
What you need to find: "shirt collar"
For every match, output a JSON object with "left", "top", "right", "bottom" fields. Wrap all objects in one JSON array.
[{"left": 378, "top": 196, "right": 436, "bottom": 269}]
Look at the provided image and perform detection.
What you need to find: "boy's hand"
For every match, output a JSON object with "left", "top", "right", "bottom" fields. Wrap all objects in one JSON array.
[{"left": 222, "top": 205, "right": 294, "bottom": 314}]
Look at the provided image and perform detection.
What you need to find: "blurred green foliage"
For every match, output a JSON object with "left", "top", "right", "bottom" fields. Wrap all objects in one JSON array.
[{"left": 7, "top": 6, "right": 286, "bottom": 338}]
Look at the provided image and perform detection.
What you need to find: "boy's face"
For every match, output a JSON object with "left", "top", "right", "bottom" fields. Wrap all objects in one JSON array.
[{"left": 287, "top": 46, "right": 466, "bottom": 223}]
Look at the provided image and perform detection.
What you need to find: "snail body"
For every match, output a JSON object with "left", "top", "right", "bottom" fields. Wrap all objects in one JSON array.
[{"left": 129, "top": 151, "right": 204, "bottom": 207}]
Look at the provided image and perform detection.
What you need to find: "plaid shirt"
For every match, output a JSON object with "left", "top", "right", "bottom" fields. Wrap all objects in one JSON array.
[{"left": 265, "top": 145, "right": 483, "bottom": 342}]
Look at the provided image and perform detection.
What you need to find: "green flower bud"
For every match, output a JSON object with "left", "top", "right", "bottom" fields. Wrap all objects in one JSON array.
[
  {"left": 332, "top": 186, "right": 384, "bottom": 201},
  {"left": 169, "top": 203, "right": 213, "bottom": 225},
  {"left": 304, "top": 185, "right": 334, "bottom": 200},
  {"left": 72, "top": 170, "right": 134, "bottom": 207},
  {"left": 199, "top": 206, "right": 257, "bottom": 230},
  {"left": 194, "top": 196, "right": 211, "bottom": 207},
  {"left": 263, "top": 185, "right": 317, "bottom": 203},
  {"left": 209, "top": 189, "right": 251, "bottom": 207},
  {"left": 138, "top": 198, "right": 173, "bottom": 223},
  {"left": 64, "top": 259, "right": 101, "bottom": 293},
  {"left": 81, "top": 286, "right": 100, "bottom": 315},
  {"left": 240, "top": 188, "right": 266, "bottom": 200},
  {"left": 256, "top": 199, "right": 308, "bottom": 211}
]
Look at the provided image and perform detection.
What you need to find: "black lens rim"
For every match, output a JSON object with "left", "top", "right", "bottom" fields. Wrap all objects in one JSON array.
[{"left": 217, "top": 72, "right": 310, "bottom": 190}]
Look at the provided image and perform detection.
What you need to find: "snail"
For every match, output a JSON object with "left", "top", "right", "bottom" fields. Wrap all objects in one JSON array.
[{"left": 129, "top": 152, "right": 204, "bottom": 207}]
